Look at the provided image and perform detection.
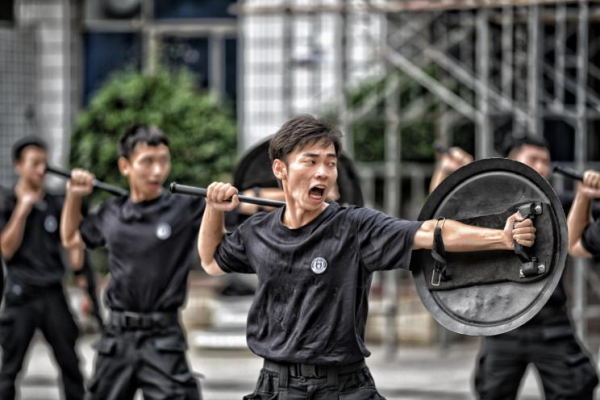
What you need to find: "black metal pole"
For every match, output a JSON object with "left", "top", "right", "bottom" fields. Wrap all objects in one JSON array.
[
  {"left": 553, "top": 165, "right": 584, "bottom": 181},
  {"left": 169, "top": 182, "right": 286, "bottom": 208},
  {"left": 46, "top": 165, "right": 128, "bottom": 196}
]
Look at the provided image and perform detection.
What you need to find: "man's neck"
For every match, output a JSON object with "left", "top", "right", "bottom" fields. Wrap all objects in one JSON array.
[
  {"left": 282, "top": 201, "right": 328, "bottom": 229},
  {"left": 129, "top": 187, "right": 163, "bottom": 203},
  {"left": 16, "top": 180, "right": 44, "bottom": 196}
]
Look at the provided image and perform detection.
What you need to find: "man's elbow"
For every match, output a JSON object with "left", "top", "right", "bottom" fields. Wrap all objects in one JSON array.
[
  {"left": 61, "top": 233, "right": 82, "bottom": 251},
  {"left": 201, "top": 260, "right": 225, "bottom": 276},
  {"left": 568, "top": 240, "right": 592, "bottom": 259},
  {"left": 1, "top": 244, "right": 15, "bottom": 260}
]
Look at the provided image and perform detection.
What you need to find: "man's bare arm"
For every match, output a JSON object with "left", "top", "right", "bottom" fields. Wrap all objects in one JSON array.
[
  {"left": 60, "top": 169, "right": 94, "bottom": 253},
  {"left": 1, "top": 196, "right": 37, "bottom": 260},
  {"left": 429, "top": 147, "right": 473, "bottom": 193},
  {"left": 413, "top": 212, "right": 535, "bottom": 252},
  {"left": 198, "top": 182, "right": 240, "bottom": 276},
  {"left": 567, "top": 170, "right": 600, "bottom": 258}
]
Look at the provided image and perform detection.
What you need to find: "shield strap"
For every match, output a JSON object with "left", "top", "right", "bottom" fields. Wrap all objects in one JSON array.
[
  {"left": 425, "top": 203, "right": 550, "bottom": 291},
  {"left": 431, "top": 218, "right": 451, "bottom": 286}
]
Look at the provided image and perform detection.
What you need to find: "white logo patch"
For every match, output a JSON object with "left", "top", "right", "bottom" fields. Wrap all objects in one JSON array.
[
  {"left": 311, "top": 257, "right": 328, "bottom": 275},
  {"left": 156, "top": 222, "right": 172, "bottom": 240},
  {"left": 44, "top": 215, "right": 58, "bottom": 233}
]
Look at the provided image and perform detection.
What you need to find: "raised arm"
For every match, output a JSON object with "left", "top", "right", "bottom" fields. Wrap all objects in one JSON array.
[
  {"left": 567, "top": 170, "right": 600, "bottom": 258},
  {"left": 0, "top": 186, "right": 42, "bottom": 260},
  {"left": 413, "top": 212, "right": 535, "bottom": 252},
  {"left": 198, "top": 182, "right": 240, "bottom": 276},
  {"left": 60, "top": 169, "right": 94, "bottom": 253},
  {"left": 429, "top": 147, "right": 473, "bottom": 193}
]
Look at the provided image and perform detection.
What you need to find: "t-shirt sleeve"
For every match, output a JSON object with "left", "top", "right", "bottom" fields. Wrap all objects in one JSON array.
[
  {"left": 354, "top": 208, "right": 423, "bottom": 272},
  {"left": 79, "top": 205, "right": 107, "bottom": 250},
  {"left": 213, "top": 224, "right": 255, "bottom": 274},
  {"left": 581, "top": 220, "right": 600, "bottom": 257}
]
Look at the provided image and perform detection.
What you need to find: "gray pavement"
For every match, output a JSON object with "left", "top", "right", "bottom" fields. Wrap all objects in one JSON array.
[{"left": 16, "top": 334, "right": 547, "bottom": 400}]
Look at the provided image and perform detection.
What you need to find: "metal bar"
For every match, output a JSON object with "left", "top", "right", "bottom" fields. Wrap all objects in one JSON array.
[
  {"left": 210, "top": 33, "right": 224, "bottom": 101},
  {"left": 141, "top": 0, "right": 155, "bottom": 74},
  {"left": 417, "top": 34, "right": 530, "bottom": 122},
  {"left": 46, "top": 165, "right": 128, "bottom": 197},
  {"left": 514, "top": 5, "right": 528, "bottom": 130},
  {"left": 573, "top": 0, "right": 590, "bottom": 341},
  {"left": 476, "top": 8, "right": 492, "bottom": 158},
  {"left": 338, "top": 1, "right": 353, "bottom": 156},
  {"left": 382, "top": 72, "right": 401, "bottom": 360},
  {"left": 542, "top": 63, "right": 600, "bottom": 111},
  {"left": 282, "top": 1, "right": 294, "bottom": 119},
  {"left": 169, "top": 183, "right": 286, "bottom": 208},
  {"left": 232, "top": 0, "right": 600, "bottom": 15},
  {"left": 237, "top": 0, "right": 247, "bottom": 153},
  {"left": 527, "top": 4, "right": 541, "bottom": 135},
  {"left": 555, "top": 2, "right": 567, "bottom": 108},
  {"left": 501, "top": 5, "right": 514, "bottom": 98},
  {"left": 377, "top": 42, "right": 480, "bottom": 121}
]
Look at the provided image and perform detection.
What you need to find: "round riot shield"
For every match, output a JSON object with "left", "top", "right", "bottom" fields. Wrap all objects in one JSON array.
[{"left": 411, "top": 158, "right": 567, "bottom": 336}]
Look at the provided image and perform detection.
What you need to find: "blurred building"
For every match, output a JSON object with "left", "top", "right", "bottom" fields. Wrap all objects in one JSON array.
[
  {"left": 3, "top": 0, "right": 600, "bottom": 347},
  {"left": 0, "top": 0, "right": 238, "bottom": 188}
]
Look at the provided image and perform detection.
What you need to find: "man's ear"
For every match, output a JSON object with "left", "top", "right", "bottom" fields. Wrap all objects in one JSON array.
[
  {"left": 272, "top": 159, "right": 287, "bottom": 181},
  {"left": 14, "top": 161, "right": 22, "bottom": 176},
  {"left": 118, "top": 157, "right": 130, "bottom": 177}
]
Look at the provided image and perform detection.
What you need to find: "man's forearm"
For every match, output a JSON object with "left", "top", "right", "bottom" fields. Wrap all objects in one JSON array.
[
  {"left": 0, "top": 204, "right": 30, "bottom": 259},
  {"left": 414, "top": 219, "right": 509, "bottom": 251},
  {"left": 567, "top": 189, "right": 593, "bottom": 254},
  {"left": 198, "top": 206, "right": 226, "bottom": 273},
  {"left": 61, "top": 192, "right": 84, "bottom": 250}
]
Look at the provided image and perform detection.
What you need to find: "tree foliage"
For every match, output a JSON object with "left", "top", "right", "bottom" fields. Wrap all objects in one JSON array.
[
  {"left": 70, "top": 69, "right": 237, "bottom": 205},
  {"left": 344, "top": 70, "right": 474, "bottom": 162}
]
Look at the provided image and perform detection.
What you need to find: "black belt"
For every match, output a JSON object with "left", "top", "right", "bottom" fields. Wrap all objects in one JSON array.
[
  {"left": 263, "top": 359, "right": 366, "bottom": 379},
  {"left": 109, "top": 310, "right": 179, "bottom": 330}
]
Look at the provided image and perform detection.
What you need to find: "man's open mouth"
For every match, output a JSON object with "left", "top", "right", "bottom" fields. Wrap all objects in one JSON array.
[{"left": 309, "top": 186, "right": 325, "bottom": 199}]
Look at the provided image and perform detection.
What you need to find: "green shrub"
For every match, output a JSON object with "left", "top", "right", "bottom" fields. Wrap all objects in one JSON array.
[{"left": 70, "top": 68, "right": 237, "bottom": 206}]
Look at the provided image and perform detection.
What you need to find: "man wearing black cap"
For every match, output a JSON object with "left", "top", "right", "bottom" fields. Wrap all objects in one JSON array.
[
  {"left": 0, "top": 136, "right": 86, "bottom": 400},
  {"left": 61, "top": 125, "right": 204, "bottom": 399},
  {"left": 431, "top": 136, "right": 599, "bottom": 400}
]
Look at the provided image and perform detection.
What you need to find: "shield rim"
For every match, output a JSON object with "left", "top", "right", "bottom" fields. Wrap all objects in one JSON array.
[{"left": 413, "top": 158, "right": 568, "bottom": 336}]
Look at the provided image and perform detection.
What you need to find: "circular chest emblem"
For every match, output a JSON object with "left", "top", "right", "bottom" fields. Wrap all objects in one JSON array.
[
  {"left": 311, "top": 257, "right": 328, "bottom": 275},
  {"left": 44, "top": 215, "right": 58, "bottom": 233},
  {"left": 155, "top": 222, "right": 172, "bottom": 240}
]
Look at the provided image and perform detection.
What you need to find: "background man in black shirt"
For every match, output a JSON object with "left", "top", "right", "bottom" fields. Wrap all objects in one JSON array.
[
  {"left": 198, "top": 115, "right": 536, "bottom": 399},
  {"left": 61, "top": 125, "right": 204, "bottom": 400},
  {"left": 567, "top": 169, "right": 600, "bottom": 257},
  {"left": 431, "top": 137, "right": 599, "bottom": 400},
  {"left": 0, "top": 137, "right": 86, "bottom": 400}
]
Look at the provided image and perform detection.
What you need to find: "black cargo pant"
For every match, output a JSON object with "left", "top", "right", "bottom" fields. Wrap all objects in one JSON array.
[
  {"left": 474, "top": 325, "right": 599, "bottom": 400},
  {"left": 0, "top": 284, "right": 85, "bottom": 400},
  {"left": 85, "top": 317, "right": 201, "bottom": 400},
  {"left": 244, "top": 359, "right": 386, "bottom": 399}
]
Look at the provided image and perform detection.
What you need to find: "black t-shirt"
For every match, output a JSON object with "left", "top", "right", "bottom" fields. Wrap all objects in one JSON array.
[
  {"left": 80, "top": 192, "right": 204, "bottom": 312},
  {"left": 0, "top": 188, "right": 66, "bottom": 290},
  {"left": 508, "top": 192, "right": 572, "bottom": 330},
  {"left": 215, "top": 202, "right": 422, "bottom": 365},
  {"left": 581, "top": 220, "right": 600, "bottom": 257}
]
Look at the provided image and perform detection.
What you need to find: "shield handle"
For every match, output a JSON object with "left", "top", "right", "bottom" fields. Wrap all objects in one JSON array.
[{"left": 514, "top": 202, "right": 544, "bottom": 278}]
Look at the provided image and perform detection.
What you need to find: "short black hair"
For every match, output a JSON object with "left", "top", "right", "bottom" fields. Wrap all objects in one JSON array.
[
  {"left": 503, "top": 135, "right": 549, "bottom": 158},
  {"left": 12, "top": 136, "right": 47, "bottom": 163},
  {"left": 268, "top": 115, "right": 342, "bottom": 163},
  {"left": 119, "top": 125, "right": 169, "bottom": 159}
]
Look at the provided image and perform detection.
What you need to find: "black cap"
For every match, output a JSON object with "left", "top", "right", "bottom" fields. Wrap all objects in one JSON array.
[{"left": 12, "top": 136, "right": 47, "bottom": 163}]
